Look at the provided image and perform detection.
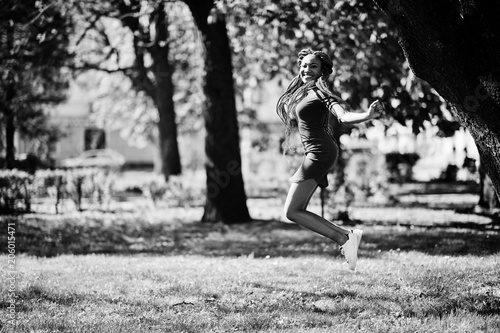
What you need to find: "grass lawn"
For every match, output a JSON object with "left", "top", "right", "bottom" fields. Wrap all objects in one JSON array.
[{"left": 1, "top": 192, "right": 500, "bottom": 332}]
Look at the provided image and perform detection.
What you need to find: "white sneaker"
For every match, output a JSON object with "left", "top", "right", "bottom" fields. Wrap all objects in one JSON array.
[{"left": 340, "top": 229, "right": 363, "bottom": 271}]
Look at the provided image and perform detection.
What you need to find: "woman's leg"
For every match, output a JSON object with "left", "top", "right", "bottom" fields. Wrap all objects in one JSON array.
[{"left": 284, "top": 179, "right": 350, "bottom": 245}]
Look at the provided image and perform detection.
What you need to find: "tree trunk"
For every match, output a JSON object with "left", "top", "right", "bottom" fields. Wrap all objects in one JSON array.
[
  {"left": 119, "top": 0, "right": 181, "bottom": 180},
  {"left": 372, "top": 0, "right": 500, "bottom": 201},
  {"left": 478, "top": 162, "right": 500, "bottom": 210},
  {"left": 185, "top": 0, "right": 251, "bottom": 223},
  {"left": 5, "top": 109, "right": 15, "bottom": 169},
  {"left": 3, "top": 23, "right": 16, "bottom": 169},
  {"left": 153, "top": 4, "right": 181, "bottom": 180}
]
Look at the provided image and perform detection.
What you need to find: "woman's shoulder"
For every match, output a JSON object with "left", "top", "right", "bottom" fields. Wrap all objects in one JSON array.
[{"left": 312, "top": 88, "right": 341, "bottom": 105}]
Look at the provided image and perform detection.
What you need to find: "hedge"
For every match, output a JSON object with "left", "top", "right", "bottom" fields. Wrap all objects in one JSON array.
[
  {"left": 0, "top": 169, "right": 33, "bottom": 214},
  {"left": 0, "top": 168, "right": 114, "bottom": 214}
]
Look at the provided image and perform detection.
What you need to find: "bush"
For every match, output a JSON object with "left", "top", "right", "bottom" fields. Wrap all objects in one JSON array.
[
  {"left": 345, "top": 152, "right": 390, "bottom": 202},
  {"left": 140, "top": 174, "right": 204, "bottom": 208},
  {"left": 164, "top": 175, "right": 204, "bottom": 207},
  {"left": 66, "top": 169, "right": 91, "bottom": 211},
  {"left": 0, "top": 168, "right": 119, "bottom": 214},
  {"left": 88, "top": 170, "right": 115, "bottom": 210},
  {"left": 141, "top": 176, "right": 168, "bottom": 207},
  {"left": 2, "top": 168, "right": 202, "bottom": 214},
  {"left": 325, "top": 151, "right": 393, "bottom": 220},
  {"left": 65, "top": 169, "right": 116, "bottom": 212},
  {"left": 385, "top": 153, "right": 420, "bottom": 183},
  {"left": 35, "top": 169, "right": 67, "bottom": 214},
  {"left": 15, "top": 153, "right": 50, "bottom": 173},
  {"left": 0, "top": 169, "right": 33, "bottom": 214}
]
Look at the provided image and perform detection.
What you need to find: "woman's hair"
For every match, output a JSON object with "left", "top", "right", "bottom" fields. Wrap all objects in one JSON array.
[{"left": 276, "top": 48, "right": 343, "bottom": 154}]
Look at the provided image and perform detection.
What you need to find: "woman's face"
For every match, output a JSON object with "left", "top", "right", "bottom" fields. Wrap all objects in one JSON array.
[{"left": 300, "top": 54, "right": 323, "bottom": 83}]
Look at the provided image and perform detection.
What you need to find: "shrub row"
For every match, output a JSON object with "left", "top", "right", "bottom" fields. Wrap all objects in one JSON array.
[
  {"left": 140, "top": 175, "right": 204, "bottom": 208},
  {"left": 0, "top": 169, "right": 205, "bottom": 215},
  {"left": 0, "top": 168, "right": 115, "bottom": 214}
]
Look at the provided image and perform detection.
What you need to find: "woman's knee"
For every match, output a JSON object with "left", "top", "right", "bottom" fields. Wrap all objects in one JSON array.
[{"left": 284, "top": 206, "right": 300, "bottom": 221}]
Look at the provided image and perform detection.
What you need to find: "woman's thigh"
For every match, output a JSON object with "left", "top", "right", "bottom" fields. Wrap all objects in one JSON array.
[{"left": 284, "top": 179, "right": 318, "bottom": 214}]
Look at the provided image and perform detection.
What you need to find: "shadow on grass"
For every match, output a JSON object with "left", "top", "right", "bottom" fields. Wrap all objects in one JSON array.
[
  {"left": 230, "top": 280, "right": 500, "bottom": 317},
  {"left": 1, "top": 213, "right": 499, "bottom": 258}
]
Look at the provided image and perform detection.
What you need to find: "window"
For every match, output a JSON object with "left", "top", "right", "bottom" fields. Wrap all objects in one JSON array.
[{"left": 84, "top": 128, "right": 106, "bottom": 150}]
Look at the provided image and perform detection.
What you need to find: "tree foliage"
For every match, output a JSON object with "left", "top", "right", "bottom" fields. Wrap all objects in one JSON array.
[
  {"left": 220, "top": 0, "right": 457, "bottom": 136},
  {"left": 0, "top": 0, "right": 74, "bottom": 167}
]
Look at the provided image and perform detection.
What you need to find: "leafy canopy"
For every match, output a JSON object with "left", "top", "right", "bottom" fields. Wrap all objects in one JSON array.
[
  {"left": 0, "top": 0, "right": 74, "bottom": 156},
  {"left": 220, "top": 0, "right": 456, "bottom": 135}
]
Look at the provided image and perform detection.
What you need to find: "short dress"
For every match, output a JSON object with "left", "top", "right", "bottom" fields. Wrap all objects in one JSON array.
[{"left": 289, "top": 89, "right": 339, "bottom": 188}]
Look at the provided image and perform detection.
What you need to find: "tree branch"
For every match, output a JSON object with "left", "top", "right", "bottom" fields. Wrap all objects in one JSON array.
[
  {"left": 24, "top": 2, "right": 55, "bottom": 26},
  {"left": 74, "top": 14, "right": 103, "bottom": 46},
  {"left": 69, "top": 62, "right": 135, "bottom": 74},
  {"left": 94, "top": 20, "right": 122, "bottom": 64}
]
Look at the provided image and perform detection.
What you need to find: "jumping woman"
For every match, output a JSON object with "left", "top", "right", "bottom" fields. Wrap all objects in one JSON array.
[{"left": 276, "top": 48, "right": 384, "bottom": 271}]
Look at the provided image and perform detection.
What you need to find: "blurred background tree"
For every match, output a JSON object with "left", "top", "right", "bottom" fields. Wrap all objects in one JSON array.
[
  {"left": 72, "top": 0, "right": 203, "bottom": 180},
  {"left": 72, "top": 0, "right": 251, "bottom": 223},
  {"left": 183, "top": 0, "right": 251, "bottom": 223},
  {"left": 0, "top": 0, "right": 74, "bottom": 169}
]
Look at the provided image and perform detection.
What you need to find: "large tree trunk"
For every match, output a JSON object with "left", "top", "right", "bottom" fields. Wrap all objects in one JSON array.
[
  {"left": 185, "top": 0, "right": 251, "bottom": 223},
  {"left": 372, "top": 0, "right": 500, "bottom": 201}
]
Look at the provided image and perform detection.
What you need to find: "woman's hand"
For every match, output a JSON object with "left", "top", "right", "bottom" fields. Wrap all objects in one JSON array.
[
  {"left": 368, "top": 99, "right": 384, "bottom": 120},
  {"left": 335, "top": 99, "right": 385, "bottom": 124}
]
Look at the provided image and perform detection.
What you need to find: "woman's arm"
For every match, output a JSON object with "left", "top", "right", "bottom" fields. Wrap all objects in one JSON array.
[{"left": 331, "top": 100, "right": 384, "bottom": 125}]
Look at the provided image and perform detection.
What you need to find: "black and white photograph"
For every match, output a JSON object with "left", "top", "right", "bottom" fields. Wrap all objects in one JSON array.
[{"left": 1, "top": 0, "right": 499, "bottom": 332}]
